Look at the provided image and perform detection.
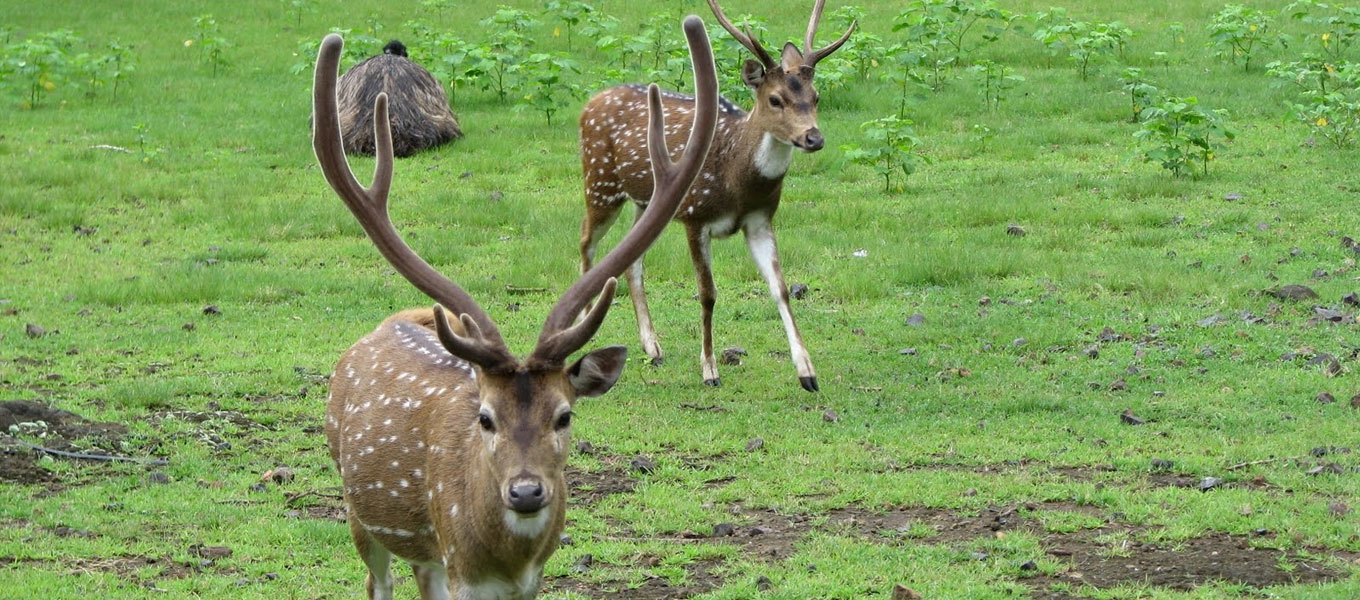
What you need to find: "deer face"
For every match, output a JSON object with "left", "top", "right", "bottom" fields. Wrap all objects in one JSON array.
[
  {"left": 745, "top": 44, "right": 826, "bottom": 152},
  {"left": 467, "top": 347, "right": 626, "bottom": 535}
]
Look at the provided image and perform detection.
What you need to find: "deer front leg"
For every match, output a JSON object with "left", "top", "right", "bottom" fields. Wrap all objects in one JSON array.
[
  {"left": 686, "top": 224, "right": 720, "bottom": 386},
  {"left": 743, "top": 216, "right": 818, "bottom": 392},
  {"left": 413, "top": 562, "right": 451, "bottom": 600},
  {"left": 626, "top": 204, "right": 664, "bottom": 364}
]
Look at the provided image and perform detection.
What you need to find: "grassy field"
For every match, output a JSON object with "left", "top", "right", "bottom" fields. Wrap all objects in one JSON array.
[{"left": 2, "top": 0, "right": 1359, "bottom": 598}]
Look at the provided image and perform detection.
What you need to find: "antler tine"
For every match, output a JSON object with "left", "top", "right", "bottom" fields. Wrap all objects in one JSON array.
[
  {"left": 530, "top": 16, "right": 719, "bottom": 366},
  {"left": 803, "top": 0, "right": 855, "bottom": 70},
  {"left": 705, "top": 0, "right": 776, "bottom": 68},
  {"left": 312, "top": 34, "right": 513, "bottom": 368}
]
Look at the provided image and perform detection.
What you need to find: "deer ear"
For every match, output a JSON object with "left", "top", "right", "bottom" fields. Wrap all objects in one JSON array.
[
  {"left": 741, "top": 59, "right": 766, "bottom": 89},
  {"left": 567, "top": 346, "right": 627, "bottom": 398},
  {"left": 780, "top": 42, "right": 803, "bottom": 71}
]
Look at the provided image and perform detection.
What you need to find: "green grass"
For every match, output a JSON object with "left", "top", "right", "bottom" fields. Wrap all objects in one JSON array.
[{"left": 2, "top": 0, "right": 1359, "bottom": 598}]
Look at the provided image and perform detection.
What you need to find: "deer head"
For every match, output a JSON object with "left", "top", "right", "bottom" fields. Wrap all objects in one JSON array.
[
  {"left": 708, "top": 0, "right": 855, "bottom": 152},
  {"left": 312, "top": 15, "right": 718, "bottom": 583}
]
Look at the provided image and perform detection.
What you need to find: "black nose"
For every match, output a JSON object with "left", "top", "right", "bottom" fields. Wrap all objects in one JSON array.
[
  {"left": 803, "top": 129, "right": 824, "bottom": 151},
  {"left": 508, "top": 479, "right": 545, "bottom": 513}
]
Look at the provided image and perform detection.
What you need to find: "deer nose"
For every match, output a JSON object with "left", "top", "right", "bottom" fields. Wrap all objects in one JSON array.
[
  {"left": 802, "top": 129, "right": 824, "bottom": 152},
  {"left": 508, "top": 478, "right": 546, "bottom": 513}
]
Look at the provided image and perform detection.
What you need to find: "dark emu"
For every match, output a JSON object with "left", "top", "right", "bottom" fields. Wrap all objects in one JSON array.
[{"left": 336, "top": 41, "right": 462, "bottom": 157}]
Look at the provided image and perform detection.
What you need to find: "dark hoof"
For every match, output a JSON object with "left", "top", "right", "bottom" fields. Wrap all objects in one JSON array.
[
  {"left": 703, "top": 378, "right": 721, "bottom": 387},
  {"left": 648, "top": 356, "right": 664, "bottom": 367},
  {"left": 799, "top": 376, "right": 819, "bottom": 392}
]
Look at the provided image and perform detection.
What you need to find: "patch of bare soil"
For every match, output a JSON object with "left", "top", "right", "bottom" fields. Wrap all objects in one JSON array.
[
  {"left": 566, "top": 459, "right": 637, "bottom": 507},
  {"left": 544, "top": 556, "right": 724, "bottom": 600},
  {"left": 1029, "top": 529, "right": 1356, "bottom": 598},
  {"left": 0, "top": 553, "right": 233, "bottom": 585},
  {"left": 0, "top": 400, "right": 129, "bottom": 484}
]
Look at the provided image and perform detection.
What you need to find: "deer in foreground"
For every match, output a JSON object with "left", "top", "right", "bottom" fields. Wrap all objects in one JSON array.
[
  {"left": 314, "top": 17, "right": 717, "bottom": 600},
  {"left": 579, "top": 0, "right": 855, "bottom": 392}
]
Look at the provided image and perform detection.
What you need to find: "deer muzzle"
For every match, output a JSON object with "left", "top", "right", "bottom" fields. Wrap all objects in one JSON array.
[
  {"left": 798, "top": 128, "right": 825, "bottom": 152},
  {"left": 507, "top": 477, "right": 547, "bottom": 513}
]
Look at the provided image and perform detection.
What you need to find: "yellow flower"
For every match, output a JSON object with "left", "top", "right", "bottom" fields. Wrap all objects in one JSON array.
[
  {"left": 43, "top": 80, "right": 55, "bottom": 91},
  {"left": 1323, "top": 33, "right": 1332, "bottom": 42},
  {"left": 184, "top": 39, "right": 194, "bottom": 47},
  {"left": 1317, "top": 117, "right": 1329, "bottom": 127},
  {"left": 553, "top": 27, "right": 561, "bottom": 37},
  {"left": 1249, "top": 24, "right": 1258, "bottom": 31}
]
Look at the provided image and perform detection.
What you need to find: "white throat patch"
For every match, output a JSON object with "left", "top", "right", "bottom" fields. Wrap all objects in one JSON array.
[
  {"left": 502, "top": 509, "right": 550, "bottom": 538},
  {"left": 754, "top": 132, "right": 794, "bottom": 179}
]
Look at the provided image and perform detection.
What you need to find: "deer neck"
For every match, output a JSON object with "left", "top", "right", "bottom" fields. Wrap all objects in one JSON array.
[
  {"left": 732, "top": 111, "right": 793, "bottom": 182},
  {"left": 449, "top": 434, "right": 560, "bottom": 582}
]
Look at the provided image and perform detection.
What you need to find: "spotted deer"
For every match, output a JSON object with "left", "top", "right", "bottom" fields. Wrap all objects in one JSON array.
[
  {"left": 579, "top": 0, "right": 854, "bottom": 392},
  {"left": 313, "top": 18, "right": 717, "bottom": 600}
]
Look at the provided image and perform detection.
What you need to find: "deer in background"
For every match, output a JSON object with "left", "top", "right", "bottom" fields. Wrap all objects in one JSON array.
[
  {"left": 579, "top": 0, "right": 854, "bottom": 392},
  {"left": 314, "top": 17, "right": 716, "bottom": 600}
]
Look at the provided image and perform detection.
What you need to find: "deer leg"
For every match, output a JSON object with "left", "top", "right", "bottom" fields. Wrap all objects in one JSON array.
[
  {"left": 413, "top": 561, "right": 451, "bottom": 600},
  {"left": 743, "top": 216, "right": 818, "bottom": 392},
  {"left": 686, "top": 224, "right": 720, "bottom": 386},
  {"left": 350, "top": 517, "right": 394, "bottom": 600},
  {"left": 627, "top": 203, "right": 663, "bottom": 364},
  {"left": 579, "top": 193, "right": 623, "bottom": 274}
]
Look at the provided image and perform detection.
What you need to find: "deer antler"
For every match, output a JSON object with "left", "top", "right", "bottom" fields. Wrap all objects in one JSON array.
[
  {"left": 706, "top": 0, "right": 776, "bottom": 69},
  {"left": 312, "top": 34, "right": 515, "bottom": 371},
  {"left": 803, "top": 0, "right": 856, "bottom": 69},
  {"left": 529, "top": 16, "right": 719, "bottom": 367}
]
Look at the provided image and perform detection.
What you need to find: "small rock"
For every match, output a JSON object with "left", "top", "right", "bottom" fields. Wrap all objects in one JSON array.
[
  {"left": 182, "top": 322, "right": 196, "bottom": 331},
  {"left": 1351, "top": 394, "right": 1360, "bottom": 409},
  {"left": 1199, "top": 346, "right": 1216, "bottom": 358},
  {"left": 745, "top": 438, "right": 764, "bottom": 452},
  {"left": 247, "top": 482, "right": 267, "bottom": 493},
  {"left": 822, "top": 409, "right": 839, "bottom": 423},
  {"left": 559, "top": 534, "right": 573, "bottom": 546},
  {"left": 1197, "top": 314, "right": 1224, "bottom": 327},
  {"left": 1151, "top": 458, "right": 1174, "bottom": 471},
  {"left": 1019, "top": 560, "right": 1038, "bottom": 571},
  {"left": 489, "top": 190, "right": 503, "bottom": 202},
  {"left": 147, "top": 472, "right": 171, "bottom": 485},
  {"left": 979, "top": 296, "right": 991, "bottom": 306},
  {"left": 1005, "top": 224, "right": 1026, "bottom": 236},
  {"left": 1314, "top": 307, "right": 1346, "bottom": 322},
  {"left": 189, "top": 544, "right": 233, "bottom": 559},
  {"left": 1199, "top": 477, "right": 1224, "bottom": 491},
  {"left": 261, "top": 466, "right": 294, "bottom": 485},
  {"left": 1119, "top": 408, "right": 1144, "bottom": 425},
  {"left": 1083, "top": 345, "right": 1099, "bottom": 359},
  {"left": 1343, "top": 292, "right": 1359, "bottom": 307},
  {"left": 1172, "top": 215, "right": 1186, "bottom": 225},
  {"left": 25, "top": 323, "right": 46, "bottom": 338},
  {"left": 1329, "top": 501, "right": 1351, "bottom": 517},
  {"left": 1313, "top": 269, "right": 1330, "bottom": 279},
  {"left": 899, "top": 347, "right": 917, "bottom": 356},
  {"left": 756, "top": 575, "right": 773, "bottom": 591},
  {"left": 892, "top": 584, "right": 923, "bottom": 600},
  {"left": 1012, "top": 338, "right": 1027, "bottom": 347},
  {"left": 203, "top": 305, "right": 222, "bottom": 315},
  {"left": 963, "top": 488, "right": 977, "bottom": 497},
  {"left": 1268, "top": 285, "right": 1319, "bottom": 301},
  {"left": 1317, "top": 392, "right": 1336, "bottom": 404},
  {"left": 570, "top": 554, "right": 594, "bottom": 574},
  {"left": 1224, "top": 192, "right": 1244, "bottom": 202},
  {"left": 906, "top": 313, "right": 925, "bottom": 327},
  {"left": 970, "top": 552, "right": 989, "bottom": 561},
  {"left": 712, "top": 522, "right": 735, "bottom": 537},
  {"left": 629, "top": 456, "right": 655, "bottom": 474},
  {"left": 1306, "top": 354, "right": 1342, "bottom": 377},
  {"left": 720, "top": 346, "right": 746, "bottom": 366},
  {"left": 1110, "top": 378, "right": 1128, "bottom": 392},
  {"left": 575, "top": 440, "right": 595, "bottom": 455},
  {"left": 789, "top": 283, "right": 809, "bottom": 300}
]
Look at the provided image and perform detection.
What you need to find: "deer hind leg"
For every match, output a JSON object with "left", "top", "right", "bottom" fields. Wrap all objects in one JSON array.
[
  {"left": 686, "top": 224, "right": 720, "bottom": 386},
  {"left": 412, "top": 561, "right": 451, "bottom": 600},
  {"left": 579, "top": 192, "right": 622, "bottom": 275},
  {"left": 743, "top": 216, "right": 818, "bottom": 392},
  {"left": 349, "top": 518, "right": 395, "bottom": 600},
  {"left": 626, "top": 203, "right": 664, "bottom": 363}
]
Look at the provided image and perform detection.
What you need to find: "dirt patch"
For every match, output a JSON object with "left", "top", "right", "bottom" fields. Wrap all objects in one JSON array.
[
  {"left": 0, "top": 553, "right": 215, "bottom": 582},
  {"left": 544, "top": 556, "right": 724, "bottom": 600},
  {"left": 0, "top": 400, "right": 133, "bottom": 484},
  {"left": 567, "top": 464, "right": 636, "bottom": 506},
  {"left": 1029, "top": 529, "right": 1356, "bottom": 597}
]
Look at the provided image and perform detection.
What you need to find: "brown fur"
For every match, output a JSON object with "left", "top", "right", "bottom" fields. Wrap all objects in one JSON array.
[{"left": 337, "top": 52, "right": 462, "bottom": 158}]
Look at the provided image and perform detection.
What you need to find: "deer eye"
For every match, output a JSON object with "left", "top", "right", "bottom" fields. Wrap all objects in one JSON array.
[
  {"left": 768, "top": 96, "right": 783, "bottom": 108},
  {"left": 478, "top": 413, "right": 495, "bottom": 432},
  {"left": 555, "top": 411, "right": 573, "bottom": 430}
]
